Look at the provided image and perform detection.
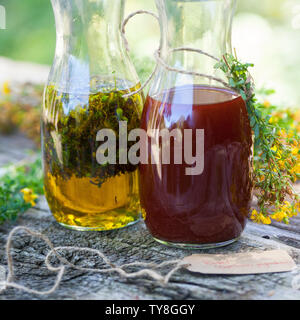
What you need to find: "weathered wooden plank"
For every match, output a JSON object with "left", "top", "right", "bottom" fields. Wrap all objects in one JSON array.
[{"left": 0, "top": 196, "right": 299, "bottom": 301}]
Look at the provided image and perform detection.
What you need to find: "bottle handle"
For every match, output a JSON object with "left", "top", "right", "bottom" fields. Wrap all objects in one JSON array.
[
  {"left": 121, "top": 10, "right": 233, "bottom": 98},
  {"left": 121, "top": 10, "right": 160, "bottom": 98}
]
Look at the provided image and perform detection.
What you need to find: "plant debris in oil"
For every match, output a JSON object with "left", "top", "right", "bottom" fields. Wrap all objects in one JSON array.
[{"left": 42, "top": 84, "right": 143, "bottom": 187}]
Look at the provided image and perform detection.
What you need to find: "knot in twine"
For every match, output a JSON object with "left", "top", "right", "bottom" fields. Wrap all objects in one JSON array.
[{"left": 0, "top": 226, "right": 188, "bottom": 296}]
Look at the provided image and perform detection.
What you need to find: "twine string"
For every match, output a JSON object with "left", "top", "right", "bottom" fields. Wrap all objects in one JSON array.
[
  {"left": 0, "top": 226, "right": 299, "bottom": 295},
  {"left": 0, "top": 226, "right": 187, "bottom": 296}
]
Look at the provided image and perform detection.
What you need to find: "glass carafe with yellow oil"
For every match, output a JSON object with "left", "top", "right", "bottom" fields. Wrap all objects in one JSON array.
[{"left": 42, "top": 0, "right": 144, "bottom": 231}]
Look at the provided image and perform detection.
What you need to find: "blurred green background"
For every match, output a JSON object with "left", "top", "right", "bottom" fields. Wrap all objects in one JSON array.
[{"left": 0, "top": 0, "right": 299, "bottom": 107}]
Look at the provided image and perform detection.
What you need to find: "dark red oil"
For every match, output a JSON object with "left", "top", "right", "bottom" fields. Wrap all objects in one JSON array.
[{"left": 140, "top": 85, "right": 253, "bottom": 245}]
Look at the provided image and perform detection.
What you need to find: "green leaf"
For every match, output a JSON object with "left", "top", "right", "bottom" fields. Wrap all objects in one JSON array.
[{"left": 0, "top": 156, "right": 44, "bottom": 225}]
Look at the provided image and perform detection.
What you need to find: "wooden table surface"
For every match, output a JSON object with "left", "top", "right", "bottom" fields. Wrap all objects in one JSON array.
[{"left": 0, "top": 133, "right": 299, "bottom": 300}]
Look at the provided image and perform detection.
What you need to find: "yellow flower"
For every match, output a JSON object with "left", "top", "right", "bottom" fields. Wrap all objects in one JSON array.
[
  {"left": 274, "top": 202, "right": 299, "bottom": 220},
  {"left": 250, "top": 210, "right": 260, "bottom": 224},
  {"left": 250, "top": 209, "right": 258, "bottom": 219},
  {"left": 20, "top": 188, "right": 38, "bottom": 207},
  {"left": 259, "top": 214, "right": 271, "bottom": 225},
  {"left": 279, "top": 129, "right": 287, "bottom": 138},
  {"left": 271, "top": 145, "right": 282, "bottom": 159},
  {"left": 288, "top": 201, "right": 300, "bottom": 218},
  {"left": 292, "top": 147, "right": 299, "bottom": 156},
  {"left": 250, "top": 210, "right": 271, "bottom": 224},
  {"left": 272, "top": 211, "right": 287, "bottom": 222},
  {"left": 292, "top": 163, "right": 300, "bottom": 175},
  {"left": 2, "top": 81, "right": 11, "bottom": 95},
  {"left": 288, "top": 210, "right": 298, "bottom": 218},
  {"left": 263, "top": 100, "right": 271, "bottom": 108},
  {"left": 278, "top": 160, "right": 285, "bottom": 169},
  {"left": 287, "top": 130, "right": 295, "bottom": 139},
  {"left": 295, "top": 201, "right": 300, "bottom": 213}
]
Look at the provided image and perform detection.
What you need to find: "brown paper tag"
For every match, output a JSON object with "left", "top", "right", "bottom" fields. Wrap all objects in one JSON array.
[{"left": 182, "top": 250, "right": 296, "bottom": 275}]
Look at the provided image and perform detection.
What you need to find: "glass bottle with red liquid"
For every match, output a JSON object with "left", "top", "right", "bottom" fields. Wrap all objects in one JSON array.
[{"left": 140, "top": 0, "right": 253, "bottom": 248}]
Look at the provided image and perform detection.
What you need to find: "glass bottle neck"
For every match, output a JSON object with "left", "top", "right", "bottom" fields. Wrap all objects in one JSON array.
[
  {"left": 52, "top": 0, "right": 124, "bottom": 60},
  {"left": 50, "top": 0, "right": 139, "bottom": 94},
  {"left": 156, "top": 0, "right": 235, "bottom": 76}
]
